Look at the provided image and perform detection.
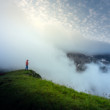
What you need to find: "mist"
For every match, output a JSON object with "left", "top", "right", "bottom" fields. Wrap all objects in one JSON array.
[{"left": 1, "top": 0, "right": 110, "bottom": 98}]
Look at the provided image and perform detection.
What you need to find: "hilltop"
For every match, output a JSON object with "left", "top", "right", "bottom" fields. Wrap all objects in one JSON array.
[{"left": 0, "top": 70, "right": 110, "bottom": 110}]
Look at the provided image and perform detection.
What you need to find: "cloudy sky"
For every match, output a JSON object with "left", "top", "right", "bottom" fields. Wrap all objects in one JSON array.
[
  {"left": 1, "top": 0, "right": 110, "bottom": 97},
  {"left": 1, "top": 0, "right": 110, "bottom": 55},
  {"left": 16, "top": 0, "right": 110, "bottom": 42}
]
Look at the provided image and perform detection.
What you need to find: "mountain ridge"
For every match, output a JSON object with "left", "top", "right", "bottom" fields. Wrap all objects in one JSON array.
[
  {"left": 67, "top": 52, "right": 110, "bottom": 72},
  {"left": 0, "top": 69, "right": 110, "bottom": 110}
]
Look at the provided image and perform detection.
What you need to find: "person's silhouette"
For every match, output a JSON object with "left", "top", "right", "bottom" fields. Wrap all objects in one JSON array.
[{"left": 25, "top": 60, "right": 29, "bottom": 70}]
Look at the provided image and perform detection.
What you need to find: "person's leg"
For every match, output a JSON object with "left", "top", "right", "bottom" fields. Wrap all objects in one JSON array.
[{"left": 26, "top": 65, "right": 28, "bottom": 70}]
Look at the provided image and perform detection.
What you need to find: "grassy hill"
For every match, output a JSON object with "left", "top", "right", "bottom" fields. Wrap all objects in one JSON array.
[{"left": 0, "top": 70, "right": 110, "bottom": 110}]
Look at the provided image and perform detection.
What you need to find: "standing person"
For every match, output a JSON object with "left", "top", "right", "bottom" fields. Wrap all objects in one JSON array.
[{"left": 25, "top": 60, "right": 29, "bottom": 70}]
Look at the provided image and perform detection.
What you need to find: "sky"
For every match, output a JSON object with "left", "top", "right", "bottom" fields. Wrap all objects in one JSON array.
[
  {"left": 1, "top": 0, "right": 110, "bottom": 54},
  {"left": 13, "top": 0, "right": 110, "bottom": 53},
  {"left": 16, "top": 0, "right": 110, "bottom": 43},
  {"left": 0, "top": 0, "right": 110, "bottom": 98}
]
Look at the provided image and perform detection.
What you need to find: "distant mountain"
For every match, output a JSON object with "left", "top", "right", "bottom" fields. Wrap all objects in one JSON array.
[{"left": 67, "top": 53, "right": 110, "bottom": 72}]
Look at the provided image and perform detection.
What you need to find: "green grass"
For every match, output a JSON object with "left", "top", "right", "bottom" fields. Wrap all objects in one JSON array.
[{"left": 0, "top": 70, "right": 110, "bottom": 110}]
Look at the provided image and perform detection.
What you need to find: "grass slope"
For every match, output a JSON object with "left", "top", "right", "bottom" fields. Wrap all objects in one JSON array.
[{"left": 0, "top": 70, "right": 110, "bottom": 110}]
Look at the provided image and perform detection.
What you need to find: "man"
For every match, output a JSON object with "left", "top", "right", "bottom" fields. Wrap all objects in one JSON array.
[{"left": 25, "top": 60, "right": 29, "bottom": 70}]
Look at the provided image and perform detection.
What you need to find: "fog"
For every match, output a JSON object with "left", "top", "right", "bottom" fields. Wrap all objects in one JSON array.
[{"left": 1, "top": 0, "right": 110, "bottom": 98}]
